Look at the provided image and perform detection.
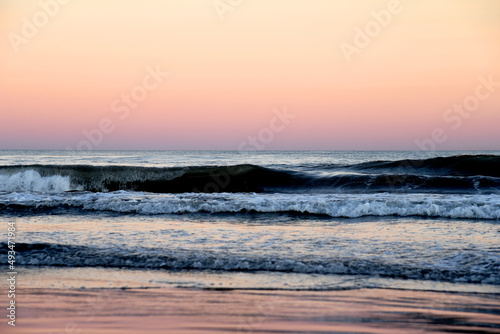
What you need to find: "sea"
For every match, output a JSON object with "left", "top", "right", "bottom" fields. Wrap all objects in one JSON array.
[{"left": 1, "top": 150, "right": 499, "bottom": 292}]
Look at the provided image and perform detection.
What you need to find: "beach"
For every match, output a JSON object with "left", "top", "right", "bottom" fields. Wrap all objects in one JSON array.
[{"left": 2, "top": 285, "right": 500, "bottom": 334}]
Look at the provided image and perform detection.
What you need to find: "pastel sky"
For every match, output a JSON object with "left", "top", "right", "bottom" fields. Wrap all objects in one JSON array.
[{"left": 1, "top": 0, "right": 499, "bottom": 150}]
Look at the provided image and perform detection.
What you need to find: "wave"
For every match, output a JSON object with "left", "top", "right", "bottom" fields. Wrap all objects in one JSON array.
[
  {"left": 0, "top": 164, "right": 296, "bottom": 193},
  {"left": 349, "top": 154, "right": 500, "bottom": 177},
  {"left": 0, "top": 155, "right": 499, "bottom": 194},
  {"left": 1, "top": 192, "right": 499, "bottom": 219},
  {"left": 3, "top": 242, "right": 498, "bottom": 285},
  {"left": 0, "top": 170, "right": 71, "bottom": 193}
]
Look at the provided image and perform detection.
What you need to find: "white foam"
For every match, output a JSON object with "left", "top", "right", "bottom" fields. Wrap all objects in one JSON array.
[
  {"left": 1, "top": 191, "right": 500, "bottom": 220},
  {"left": 0, "top": 170, "right": 71, "bottom": 193}
]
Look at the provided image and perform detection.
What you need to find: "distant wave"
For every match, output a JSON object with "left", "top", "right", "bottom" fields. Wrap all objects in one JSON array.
[
  {"left": 2, "top": 242, "right": 498, "bottom": 285},
  {"left": 348, "top": 154, "right": 500, "bottom": 177},
  {"left": 1, "top": 192, "right": 499, "bottom": 219},
  {"left": 0, "top": 155, "right": 499, "bottom": 194}
]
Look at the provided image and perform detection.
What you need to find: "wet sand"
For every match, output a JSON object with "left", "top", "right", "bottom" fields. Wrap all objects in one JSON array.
[{"left": 2, "top": 287, "right": 500, "bottom": 334}]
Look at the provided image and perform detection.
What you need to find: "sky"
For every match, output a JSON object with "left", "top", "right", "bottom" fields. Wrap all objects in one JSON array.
[{"left": 1, "top": 0, "right": 499, "bottom": 150}]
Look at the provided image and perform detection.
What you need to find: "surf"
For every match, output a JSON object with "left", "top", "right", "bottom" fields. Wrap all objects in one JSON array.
[{"left": 0, "top": 155, "right": 499, "bottom": 194}]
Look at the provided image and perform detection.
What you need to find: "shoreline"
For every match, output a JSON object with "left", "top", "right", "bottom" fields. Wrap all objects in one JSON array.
[{"left": 2, "top": 287, "right": 499, "bottom": 334}]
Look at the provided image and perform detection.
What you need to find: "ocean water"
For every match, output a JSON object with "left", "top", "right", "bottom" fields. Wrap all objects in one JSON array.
[{"left": 1, "top": 150, "right": 500, "bottom": 291}]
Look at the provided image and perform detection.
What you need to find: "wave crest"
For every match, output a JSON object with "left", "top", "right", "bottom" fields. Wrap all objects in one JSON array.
[
  {"left": 1, "top": 155, "right": 499, "bottom": 194},
  {"left": 0, "top": 170, "right": 71, "bottom": 193}
]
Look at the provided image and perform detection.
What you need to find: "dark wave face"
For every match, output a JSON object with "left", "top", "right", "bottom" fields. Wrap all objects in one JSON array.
[
  {"left": 349, "top": 154, "right": 500, "bottom": 177},
  {"left": 0, "top": 154, "right": 499, "bottom": 194},
  {"left": 0, "top": 164, "right": 296, "bottom": 193}
]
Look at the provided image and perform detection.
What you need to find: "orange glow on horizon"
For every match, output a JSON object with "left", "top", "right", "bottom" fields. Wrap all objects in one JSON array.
[{"left": 1, "top": 0, "right": 499, "bottom": 150}]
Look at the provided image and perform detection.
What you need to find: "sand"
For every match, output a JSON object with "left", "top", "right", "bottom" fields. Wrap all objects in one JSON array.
[{"left": 1, "top": 287, "right": 499, "bottom": 334}]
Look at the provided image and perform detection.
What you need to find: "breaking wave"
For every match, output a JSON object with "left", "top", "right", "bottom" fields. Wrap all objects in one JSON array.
[
  {"left": 0, "top": 170, "right": 71, "bottom": 193},
  {"left": 1, "top": 192, "right": 499, "bottom": 219},
  {"left": 0, "top": 155, "right": 499, "bottom": 194}
]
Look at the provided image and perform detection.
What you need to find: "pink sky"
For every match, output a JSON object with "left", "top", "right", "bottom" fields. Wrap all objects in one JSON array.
[{"left": 1, "top": 0, "right": 499, "bottom": 150}]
